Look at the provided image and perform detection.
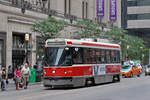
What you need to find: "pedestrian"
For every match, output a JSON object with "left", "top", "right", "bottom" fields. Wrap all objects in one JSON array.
[
  {"left": 33, "top": 62, "right": 38, "bottom": 70},
  {"left": 21, "top": 63, "right": 30, "bottom": 89},
  {"left": 0, "top": 67, "right": 7, "bottom": 91},
  {"left": 8, "top": 65, "right": 13, "bottom": 79},
  {"left": 14, "top": 66, "right": 21, "bottom": 90}
]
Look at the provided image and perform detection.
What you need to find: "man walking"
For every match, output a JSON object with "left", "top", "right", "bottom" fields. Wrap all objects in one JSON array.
[{"left": 21, "top": 63, "right": 30, "bottom": 89}]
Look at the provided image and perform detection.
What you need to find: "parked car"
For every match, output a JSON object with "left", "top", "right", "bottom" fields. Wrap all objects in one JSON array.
[
  {"left": 121, "top": 65, "right": 141, "bottom": 77},
  {"left": 145, "top": 65, "right": 150, "bottom": 76}
]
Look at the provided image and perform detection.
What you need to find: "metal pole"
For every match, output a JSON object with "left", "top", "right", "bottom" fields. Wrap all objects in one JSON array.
[{"left": 26, "top": 40, "right": 28, "bottom": 63}]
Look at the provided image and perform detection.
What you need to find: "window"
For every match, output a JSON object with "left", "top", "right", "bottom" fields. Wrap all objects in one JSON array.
[
  {"left": 128, "top": 1, "right": 137, "bottom": 6},
  {"left": 69, "top": 0, "right": 71, "bottom": 15},
  {"left": 86, "top": 2, "right": 88, "bottom": 19},
  {"left": 83, "top": 48, "right": 90, "bottom": 64},
  {"left": 90, "top": 49, "right": 96, "bottom": 64},
  {"left": 82, "top": 1, "right": 84, "bottom": 19},
  {"left": 80, "top": 48, "right": 120, "bottom": 64},
  {"left": 116, "top": 51, "right": 120, "bottom": 63},
  {"left": 82, "top": 1, "right": 88, "bottom": 19},
  {"left": 106, "top": 50, "right": 111, "bottom": 63},
  {"left": 64, "top": 0, "right": 67, "bottom": 14},
  {"left": 72, "top": 48, "right": 83, "bottom": 64},
  {"left": 128, "top": 14, "right": 150, "bottom": 20},
  {"left": 128, "top": 0, "right": 150, "bottom": 7},
  {"left": 64, "top": 0, "right": 71, "bottom": 14},
  {"left": 100, "top": 50, "right": 106, "bottom": 63},
  {"left": 111, "top": 50, "right": 116, "bottom": 63},
  {"left": 95, "top": 49, "right": 101, "bottom": 64},
  {"left": 48, "top": 0, "right": 51, "bottom": 10}
]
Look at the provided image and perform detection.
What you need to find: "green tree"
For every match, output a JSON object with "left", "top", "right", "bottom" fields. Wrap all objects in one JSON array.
[
  {"left": 32, "top": 17, "right": 67, "bottom": 40},
  {"left": 104, "top": 27, "right": 148, "bottom": 60},
  {"left": 73, "top": 20, "right": 101, "bottom": 39},
  {"left": 32, "top": 17, "right": 67, "bottom": 59}
]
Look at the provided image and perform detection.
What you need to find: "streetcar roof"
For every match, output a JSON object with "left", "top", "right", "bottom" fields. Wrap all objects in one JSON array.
[{"left": 45, "top": 38, "right": 120, "bottom": 49}]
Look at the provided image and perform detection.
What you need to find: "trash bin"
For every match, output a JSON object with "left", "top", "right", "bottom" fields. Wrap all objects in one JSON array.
[{"left": 29, "top": 68, "right": 36, "bottom": 83}]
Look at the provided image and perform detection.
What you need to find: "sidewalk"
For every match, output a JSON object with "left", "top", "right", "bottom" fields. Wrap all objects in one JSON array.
[{"left": 7, "top": 79, "right": 42, "bottom": 87}]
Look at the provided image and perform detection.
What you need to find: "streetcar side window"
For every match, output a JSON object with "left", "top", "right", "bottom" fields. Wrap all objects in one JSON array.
[
  {"left": 90, "top": 49, "right": 96, "bottom": 64},
  {"left": 83, "top": 48, "right": 90, "bottom": 64},
  {"left": 72, "top": 48, "right": 83, "bottom": 64},
  {"left": 95, "top": 49, "right": 101, "bottom": 64},
  {"left": 116, "top": 51, "right": 121, "bottom": 63},
  {"left": 106, "top": 50, "right": 111, "bottom": 64},
  {"left": 100, "top": 49, "right": 106, "bottom": 64},
  {"left": 111, "top": 50, "right": 116, "bottom": 63},
  {"left": 82, "top": 48, "right": 120, "bottom": 64}
]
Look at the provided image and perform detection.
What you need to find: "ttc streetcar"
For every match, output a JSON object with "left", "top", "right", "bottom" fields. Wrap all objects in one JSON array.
[{"left": 43, "top": 39, "right": 121, "bottom": 88}]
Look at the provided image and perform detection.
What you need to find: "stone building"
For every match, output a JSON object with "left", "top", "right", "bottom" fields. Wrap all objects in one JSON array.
[{"left": 0, "top": 0, "right": 121, "bottom": 69}]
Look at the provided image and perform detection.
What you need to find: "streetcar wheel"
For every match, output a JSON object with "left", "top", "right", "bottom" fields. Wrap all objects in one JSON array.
[
  {"left": 85, "top": 78, "right": 95, "bottom": 86},
  {"left": 117, "top": 75, "right": 120, "bottom": 82},
  {"left": 112, "top": 75, "right": 120, "bottom": 82}
]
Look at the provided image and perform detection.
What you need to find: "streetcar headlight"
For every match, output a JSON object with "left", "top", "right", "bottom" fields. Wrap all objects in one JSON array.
[
  {"left": 52, "top": 70, "right": 56, "bottom": 74},
  {"left": 43, "top": 70, "right": 46, "bottom": 74},
  {"left": 64, "top": 71, "right": 67, "bottom": 74}
]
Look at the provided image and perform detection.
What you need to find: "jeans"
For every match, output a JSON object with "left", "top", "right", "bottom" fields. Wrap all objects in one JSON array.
[{"left": 1, "top": 79, "right": 6, "bottom": 91}]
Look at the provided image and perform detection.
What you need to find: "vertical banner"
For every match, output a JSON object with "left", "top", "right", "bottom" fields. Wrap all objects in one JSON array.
[
  {"left": 97, "top": 0, "right": 104, "bottom": 18},
  {"left": 110, "top": 0, "right": 117, "bottom": 22}
]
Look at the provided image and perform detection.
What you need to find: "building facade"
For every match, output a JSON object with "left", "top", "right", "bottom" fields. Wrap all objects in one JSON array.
[
  {"left": 122, "top": 0, "right": 150, "bottom": 42},
  {"left": 122, "top": 0, "right": 150, "bottom": 64},
  {"left": 0, "top": 0, "right": 121, "bottom": 70}
]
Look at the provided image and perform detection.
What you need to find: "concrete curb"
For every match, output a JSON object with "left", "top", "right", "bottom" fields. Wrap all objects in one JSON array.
[{"left": 29, "top": 82, "right": 42, "bottom": 86}]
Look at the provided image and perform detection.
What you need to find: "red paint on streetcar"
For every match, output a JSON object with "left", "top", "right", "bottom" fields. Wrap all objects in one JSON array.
[{"left": 44, "top": 66, "right": 93, "bottom": 77}]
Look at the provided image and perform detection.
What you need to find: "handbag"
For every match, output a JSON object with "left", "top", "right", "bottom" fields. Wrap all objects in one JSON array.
[{"left": 6, "top": 79, "right": 9, "bottom": 84}]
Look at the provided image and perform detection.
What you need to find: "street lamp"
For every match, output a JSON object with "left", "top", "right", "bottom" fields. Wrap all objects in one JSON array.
[
  {"left": 25, "top": 33, "right": 30, "bottom": 63},
  {"left": 126, "top": 45, "right": 130, "bottom": 60}
]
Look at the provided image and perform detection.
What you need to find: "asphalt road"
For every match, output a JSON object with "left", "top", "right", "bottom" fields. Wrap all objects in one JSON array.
[{"left": 1, "top": 75, "right": 150, "bottom": 100}]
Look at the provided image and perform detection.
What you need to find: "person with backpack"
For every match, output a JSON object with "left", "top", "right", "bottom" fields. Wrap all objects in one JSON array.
[{"left": 0, "top": 67, "right": 7, "bottom": 91}]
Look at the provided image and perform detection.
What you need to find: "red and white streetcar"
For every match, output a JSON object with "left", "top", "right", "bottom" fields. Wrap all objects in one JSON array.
[{"left": 43, "top": 39, "right": 121, "bottom": 88}]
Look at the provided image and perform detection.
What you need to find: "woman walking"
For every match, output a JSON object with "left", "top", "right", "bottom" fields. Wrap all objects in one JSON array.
[{"left": 14, "top": 66, "right": 21, "bottom": 90}]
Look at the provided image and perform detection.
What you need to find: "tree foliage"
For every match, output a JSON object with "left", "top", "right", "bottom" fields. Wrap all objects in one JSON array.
[
  {"left": 32, "top": 17, "right": 67, "bottom": 40},
  {"left": 104, "top": 27, "right": 149, "bottom": 60},
  {"left": 73, "top": 20, "right": 101, "bottom": 39}
]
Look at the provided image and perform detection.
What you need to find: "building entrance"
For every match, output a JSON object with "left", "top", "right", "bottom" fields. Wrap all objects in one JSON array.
[{"left": 12, "top": 50, "right": 25, "bottom": 69}]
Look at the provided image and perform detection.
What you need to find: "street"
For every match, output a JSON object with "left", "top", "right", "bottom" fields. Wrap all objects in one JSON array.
[{"left": 1, "top": 75, "right": 150, "bottom": 100}]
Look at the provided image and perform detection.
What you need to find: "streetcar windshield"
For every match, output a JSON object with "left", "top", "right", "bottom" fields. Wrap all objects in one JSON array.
[{"left": 44, "top": 47, "right": 72, "bottom": 67}]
